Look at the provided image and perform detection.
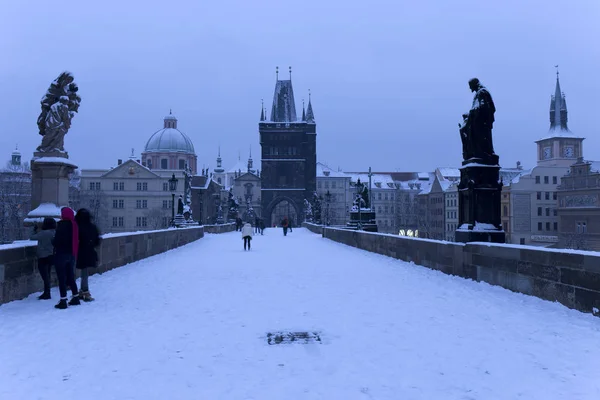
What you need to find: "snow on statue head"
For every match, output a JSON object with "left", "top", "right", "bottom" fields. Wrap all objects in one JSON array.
[{"left": 36, "top": 71, "right": 81, "bottom": 154}]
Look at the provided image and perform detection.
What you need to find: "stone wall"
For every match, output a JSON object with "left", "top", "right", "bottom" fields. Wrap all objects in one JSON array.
[
  {"left": 0, "top": 226, "right": 205, "bottom": 305},
  {"left": 312, "top": 225, "right": 600, "bottom": 315},
  {"left": 302, "top": 222, "right": 324, "bottom": 235},
  {"left": 203, "top": 223, "right": 236, "bottom": 234}
]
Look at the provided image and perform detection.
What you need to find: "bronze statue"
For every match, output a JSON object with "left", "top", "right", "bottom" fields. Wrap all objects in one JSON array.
[
  {"left": 459, "top": 78, "right": 496, "bottom": 163},
  {"left": 36, "top": 72, "right": 81, "bottom": 153},
  {"left": 177, "top": 195, "right": 184, "bottom": 215}
]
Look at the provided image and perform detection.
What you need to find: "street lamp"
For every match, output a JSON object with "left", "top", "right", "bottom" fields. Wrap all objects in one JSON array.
[
  {"left": 169, "top": 173, "right": 178, "bottom": 226},
  {"left": 325, "top": 190, "right": 331, "bottom": 226}
]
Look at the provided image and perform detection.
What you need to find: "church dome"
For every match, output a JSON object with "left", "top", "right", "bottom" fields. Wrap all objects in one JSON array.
[{"left": 144, "top": 113, "right": 195, "bottom": 154}]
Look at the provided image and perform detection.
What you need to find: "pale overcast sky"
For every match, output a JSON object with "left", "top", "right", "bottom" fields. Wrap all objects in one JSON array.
[{"left": 1, "top": 0, "right": 599, "bottom": 173}]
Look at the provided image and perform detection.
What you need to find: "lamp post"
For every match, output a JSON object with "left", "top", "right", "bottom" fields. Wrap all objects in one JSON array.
[
  {"left": 356, "top": 179, "right": 364, "bottom": 231},
  {"left": 168, "top": 173, "right": 178, "bottom": 226},
  {"left": 325, "top": 190, "right": 331, "bottom": 226}
]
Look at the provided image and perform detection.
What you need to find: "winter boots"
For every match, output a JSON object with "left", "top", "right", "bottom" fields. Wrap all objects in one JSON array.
[
  {"left": 68, "top": 295, "right": 81, "bottom": 306},
  {"left": 55, "top": 298, "right": 68, "bottom": 309},
  {"left": 38, "top": 291, "right": 51, "bottom": 300},
  {"left": 55, "top": 295, "right": 80, "bottom": 309},
  {"left": 80, "top": 291, "right": 95, "bottom": 302}
]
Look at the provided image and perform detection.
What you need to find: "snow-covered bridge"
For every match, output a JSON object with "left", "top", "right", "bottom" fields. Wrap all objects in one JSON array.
[{"left": 1, "top": 228, "right": 599, "bottom": 399}]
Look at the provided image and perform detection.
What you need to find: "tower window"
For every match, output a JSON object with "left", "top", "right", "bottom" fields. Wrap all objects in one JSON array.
[
  {"left": 179, "top": 159, "right": 186, "bottom": 170},
  {"left": 161, "top": 159, "right": 168, "bottom": 169}
]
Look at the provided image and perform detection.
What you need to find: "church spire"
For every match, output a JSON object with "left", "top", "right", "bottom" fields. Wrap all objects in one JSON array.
[
  {"left": 214, "top": 146, "right": 224, "bottom": 173},
  {"left": 247, "top": 145, "right": 254, "bottom": 173},
  {"left": 550, "top": 66, "right": 569, "bottom": 131},
  {"left": 305, "top": 89, "right": 315, "bottom": 123}
]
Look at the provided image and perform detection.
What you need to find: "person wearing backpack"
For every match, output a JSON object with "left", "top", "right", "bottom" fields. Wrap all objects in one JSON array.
[
  {"left": 30, "top": 217, "right": 57, "bottom": 300},
  {"left": 75, "top": 208, "right": 101, "bottom": 302},
  {"left": 281, "top": 217, "right": 289, "bottom": 236},
  {"left": 241, "top": 222, "right": 253, "bottom": 250},
  {"left": 53, "top": 207, "right": 80, "bottom": 309}
]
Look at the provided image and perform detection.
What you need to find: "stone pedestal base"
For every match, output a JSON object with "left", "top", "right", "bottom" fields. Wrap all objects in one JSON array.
[
  {"left": 455, "top": 160, "right": 505, "bottom": 244},
  {"left": 455, "top": 229, "right": 505, "bottom": 244},
  {"left": 24, "top": 153, "right": 77, "bottom": 226}
]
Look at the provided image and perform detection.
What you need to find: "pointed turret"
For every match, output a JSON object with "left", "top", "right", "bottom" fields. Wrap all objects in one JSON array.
[
  {"left": 549, "top": 69, "right": 569, "bottom": 131},
  {"left": 11, "top": 144, "right": 21, "bottom": 166},
  {"left": 260, "top": 99, "right": 265, "bottom": 121},
  {"left": 270, "top": 67, "right": 297, "bottom": 122},
  {"left": 302, "top": 99, "right": 306, "bottom": 121},
  {"left": 214, "top": 146, "right": 224, "bottom": 173},
  {"left": 306, "top": 91, "right": 315, "bottom": 123}
]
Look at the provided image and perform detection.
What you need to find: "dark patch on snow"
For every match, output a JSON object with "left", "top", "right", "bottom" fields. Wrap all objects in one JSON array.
[{"left": 266, "top": 331, "right": 321, "bottom": 345}]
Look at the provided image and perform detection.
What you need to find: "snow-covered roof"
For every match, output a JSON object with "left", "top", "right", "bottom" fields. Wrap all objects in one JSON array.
[
  {"left": 317, "top": 162, "right": 348, "bottom": 178},
  {"left": 588, "top": 161, "right": 600, "bottom": 173},
  {"left": 346, "top": 172, "right": 396, "bottom": 189},
  {"left": 437, "top": 167, "right": 460, "bottom": 179},
  {"left": 509, "top": 169, "right": 532, "bottom": 184}
]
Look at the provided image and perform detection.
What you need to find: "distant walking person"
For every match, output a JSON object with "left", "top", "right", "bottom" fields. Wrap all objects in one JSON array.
[
  {"left": 282, "top": 217, "right": 289, "bottom": 236},
  {"left": 53, "top": 207, "right": 80, "bottom": 309},
  {"left": 30, "top": 217, "right": 56, "bottom": 300},
  {"left": 242, "top": 222, "right": 253, "bottom": 250},
  {"left": 75, "top": 208, "right": 101, "bottom": 302},
  {"left": 289, "top": 218, "right": 293, "bottom": 233},
  {"left": 255, "top": 216, "right": 260, "bottom": 233},
  {"left": 259, "top": 218, "right": 265, "bottom": 235}
]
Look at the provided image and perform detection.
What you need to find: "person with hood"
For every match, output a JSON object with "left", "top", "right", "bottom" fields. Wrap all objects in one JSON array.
[
  {"left": 52, "top": 207, "right": 80, "bottom": 309},
  {"left": 241, "top": 222, "right": 253, "bottom": 250},
  {"left": 30, "top": 217, "right": 57, "bottom": 300},
  {"left": 75, "top": 208, "right": 101, "bottom": 302}
]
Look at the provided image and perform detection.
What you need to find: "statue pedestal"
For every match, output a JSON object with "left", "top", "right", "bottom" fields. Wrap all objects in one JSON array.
[
  {"left": 455, "top": 160, "right": 505, "bottom": 243},
  {"left": 24, "top": 153, "right": 77, "bottom": 226},
  {"left": 347, "top": 210, "right": 378, "bottom": 232}
]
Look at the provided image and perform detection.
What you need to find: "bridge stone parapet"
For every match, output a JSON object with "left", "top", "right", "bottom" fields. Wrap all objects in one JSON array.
[
  {"left": 0, "top": 226, "right": 207, "bottom": 305},
  {"left": 203, "top": 223, "right": 236, "bottom": 234},
  {"left": 304, "top": 223, "right": 600, "bottom": 315}
]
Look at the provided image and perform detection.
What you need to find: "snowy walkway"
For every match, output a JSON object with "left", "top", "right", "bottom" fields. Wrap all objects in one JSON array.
[{"left": 1, "top": 228, "right": 600, "bottom": 400}]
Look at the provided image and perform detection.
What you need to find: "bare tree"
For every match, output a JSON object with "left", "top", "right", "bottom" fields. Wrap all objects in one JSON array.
[
  {"left": 78, "top": 188, "right": 108, "bottom": 232},
  {"left": 145, "top": 208, "right": 168, "bottom": 230},
  {"left": 0, "top": 162, "right": 31, "bottom": 243}
]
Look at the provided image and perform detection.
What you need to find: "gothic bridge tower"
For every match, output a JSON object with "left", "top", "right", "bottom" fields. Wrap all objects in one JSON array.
[{"left": 259, "top": 67, "right": 317, "bottom": 226}]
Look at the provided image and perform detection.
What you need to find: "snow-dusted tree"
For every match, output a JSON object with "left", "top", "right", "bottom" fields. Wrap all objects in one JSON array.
[
  {"left": 312, "top": 192, "right": 322, "bottom": 224},
  {"left": 563, "top": 232, "right": 589, "bottom": 251},
  {"left": 303, "top": 198, "right": 313, "bottom": 222}
]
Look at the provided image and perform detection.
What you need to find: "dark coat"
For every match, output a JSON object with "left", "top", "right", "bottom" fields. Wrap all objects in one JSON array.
[
  {"left": 75, "top": 209, "right": 102, "bottom": 269},
  {"left": 53, "top": 220, "right": 74, "bottom": 256}
]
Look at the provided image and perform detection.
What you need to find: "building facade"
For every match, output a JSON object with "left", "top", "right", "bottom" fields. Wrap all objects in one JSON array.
[
  {"left": 259, "top": 74, "right": 317, "bottom": 226},
  {"left": 316, "top": 162, "right": 351, "bottom": 226},
  {"left": 557, "top": 159, "right": 600, "bottom": 250}
]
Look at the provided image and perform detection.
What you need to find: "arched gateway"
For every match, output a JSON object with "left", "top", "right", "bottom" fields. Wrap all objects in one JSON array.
[{"left": 267, "top": 198, "right": 299, "bottom": 227}]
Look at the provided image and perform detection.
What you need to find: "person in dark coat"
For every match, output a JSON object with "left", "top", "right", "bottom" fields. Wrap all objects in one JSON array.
[
  {"left": 289, "top": 217, "right": 293, "bottom": 233},
  {"left": 53, "top": 207, "right": 80, "bottom": 309},
  {"left": 30, "top": 217, "right": 57, "bottom": 300},
  {"left": 259, "top": 218, "right": 265, "bottom": 235},
  {"left": 255, "top": 216, "right": 260, "bottom": 234},
  {"left": 75, "top": 208, "right": 101, "bottom": 302},
  {"left": 282, "top": 217, "right": 289, "bottom": 236}
]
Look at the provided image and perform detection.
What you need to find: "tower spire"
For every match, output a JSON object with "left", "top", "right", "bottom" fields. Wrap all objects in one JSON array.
[
  {"left": 214, "top": 146, "right": 224, "bottom": 173},
  {"left": 305, "top": 89, "right": 315, "bottom": 123},
  {"left": 289, "top": 66, "right": 292, "bottom": 80},
  {"left": 549, "top": 66, "right": 569, "bottom": 131},
  {"left": 276, "top": 66, "right": 279, "bottom": 81}
]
